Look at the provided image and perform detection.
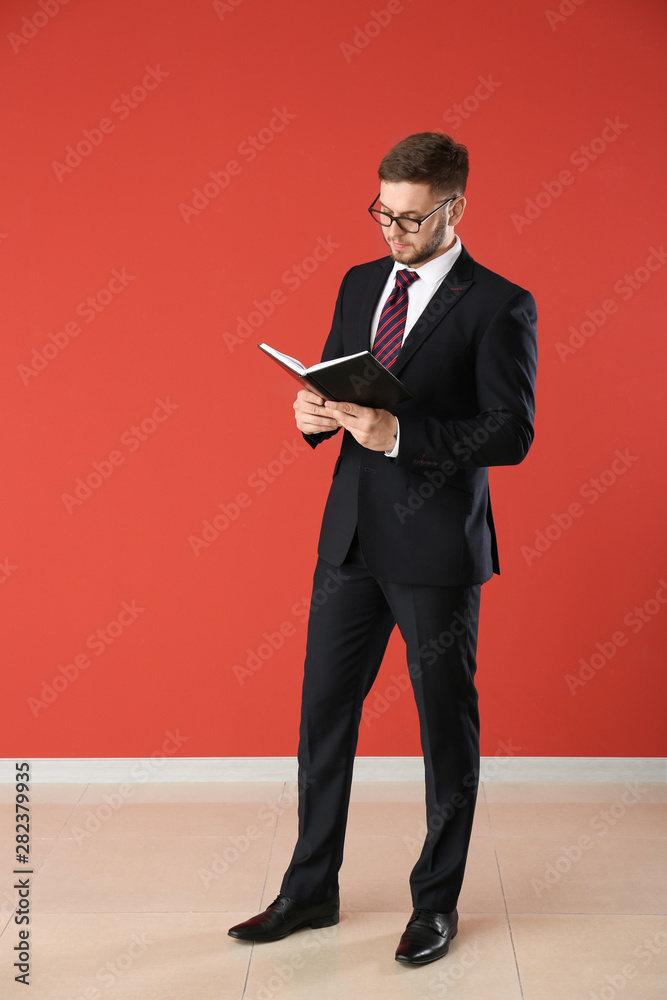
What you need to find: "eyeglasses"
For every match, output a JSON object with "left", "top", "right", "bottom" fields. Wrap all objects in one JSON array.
[{"left": 367, "top": 194, "right": 455, "bottom": 234}]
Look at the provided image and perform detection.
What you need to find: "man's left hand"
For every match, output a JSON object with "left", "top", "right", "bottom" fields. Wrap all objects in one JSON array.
[{"left": 324, "top": 401, "right": 398, "bottom": 452}]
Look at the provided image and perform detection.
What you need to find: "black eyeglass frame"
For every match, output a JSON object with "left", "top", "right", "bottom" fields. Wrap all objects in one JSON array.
[{"left": 367, "top": 194, "right": 456, "bottom": 233}]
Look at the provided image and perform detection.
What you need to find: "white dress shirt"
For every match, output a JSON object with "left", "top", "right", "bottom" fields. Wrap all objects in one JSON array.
[{"left": 370, "top": 236, "right": 463, "bottom": 457}]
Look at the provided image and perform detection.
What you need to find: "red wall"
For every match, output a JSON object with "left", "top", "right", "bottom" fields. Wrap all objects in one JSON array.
[{"left": 2, "top": 0, "right": 665, "bottom": 758}]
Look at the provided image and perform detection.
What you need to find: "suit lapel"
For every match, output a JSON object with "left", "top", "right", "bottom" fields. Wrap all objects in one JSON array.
[
  {"left": 391, "top": 246, "right": 475, "bottom": 377},
  {"left": 351, "top": 258, "right": 393, "bottom": 354}
]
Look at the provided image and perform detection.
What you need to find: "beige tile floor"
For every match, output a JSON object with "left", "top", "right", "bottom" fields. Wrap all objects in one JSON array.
[{"left": 0, "top": 780, "right": 665, "bottom": 998}]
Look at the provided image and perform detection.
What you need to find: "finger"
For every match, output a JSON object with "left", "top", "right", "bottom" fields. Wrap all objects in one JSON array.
[
  {"left": 331, "top": 409, "right": 369, "bottom": 433},
  {"left": 295, "top": 400, "right": 334, "bottom": 423},
  {"left": 299, "top": 423, "right": 340, "bottom": 435},
  {"left": 296, "top": 413, "right": 340, "bottom": 430},
  {"left": 325, "top": 400, "right": 359, "bottom": 417},
  {"left": 295, "top": 394, "right": 328, "bottom": 411},
  {"left": 297, "top": 389, "right": 324, "bottom": 406}
]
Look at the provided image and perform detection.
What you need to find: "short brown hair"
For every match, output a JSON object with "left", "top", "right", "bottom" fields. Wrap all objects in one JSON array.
[{"left": 378, "top": 132, "right": 469, "bottom": 198}]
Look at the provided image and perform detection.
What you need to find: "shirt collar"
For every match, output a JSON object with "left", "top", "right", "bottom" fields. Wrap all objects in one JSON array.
[{"left": 392, "top": 234, "right": 462, "bottom": 287}]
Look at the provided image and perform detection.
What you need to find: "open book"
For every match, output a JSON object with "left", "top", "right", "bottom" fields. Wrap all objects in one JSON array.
[{"left": 257, "top": 343, "right": 414, "bottom": 408}]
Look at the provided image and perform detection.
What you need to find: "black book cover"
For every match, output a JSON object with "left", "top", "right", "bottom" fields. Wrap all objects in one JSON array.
[{"left": 258, "top": 343, "right": 414, "bottom": 408}]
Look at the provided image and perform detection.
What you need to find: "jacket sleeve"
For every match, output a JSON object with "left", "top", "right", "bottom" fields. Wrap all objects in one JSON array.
[{"left": 394, "top": 288, "right": 538, "bottom": 472}]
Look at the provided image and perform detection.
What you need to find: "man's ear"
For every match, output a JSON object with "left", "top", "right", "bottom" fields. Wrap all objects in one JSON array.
[{"left": 449, "top": 196, "right": 466, "bottom": 227}]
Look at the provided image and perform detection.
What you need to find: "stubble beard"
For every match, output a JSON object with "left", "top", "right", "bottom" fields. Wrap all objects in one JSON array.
[{"left": 386, "top": 214, "right": 449, "bottom": 267}]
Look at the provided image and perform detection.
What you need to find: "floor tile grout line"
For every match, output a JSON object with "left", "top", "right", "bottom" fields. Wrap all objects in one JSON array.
[
  {"left": 0, "top": 783, "right": 93, "bottom": 941},
  {"left": 51, "top": 781, "right": 90, "bottom": 834},
  {"left": 0, "top": 908, "right": 14, "bottom": 942},
  {"left": 240, "top": 780, "right": 288, "bottom": 1000},
  {"left": 24, "top": 908, "right": 667, "bottom": 917},
  {"left": 259, "top": 779, "right": 287, "bottom": 909},
  {"left": 18, "top": 830, "right": 667, "bottom": 842},
  {"left": 480, "top": 780, "right": 492, "bottom": 836},
  {"left": 491, "top": 832, "right": 525, "bottom": 1000},
  {"left": 33, "top": 782, "right": 91, "bottom": 875},
  {"left": 239, "top": 941, "right": 254, "bottom": 1000}
]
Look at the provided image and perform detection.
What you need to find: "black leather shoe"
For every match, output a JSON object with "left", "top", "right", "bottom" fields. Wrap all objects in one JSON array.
[
  {"left": 395, "top": 908, "right": 458, "bottom": 965},
  {"left": 228, "top": 892, "right": 339, "bottom": 943}
]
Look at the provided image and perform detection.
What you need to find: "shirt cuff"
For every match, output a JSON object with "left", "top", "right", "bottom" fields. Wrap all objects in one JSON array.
[{"left": 384, "top": 418, "right": 400, "bottom": 458}]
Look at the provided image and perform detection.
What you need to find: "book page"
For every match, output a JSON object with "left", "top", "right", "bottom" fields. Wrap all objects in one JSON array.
[
  {"left": 309, "top": 351, "right": 370, "bottom": 373},
  {"left": 258, "top": 343, "right": 306, "bottom": 374}
]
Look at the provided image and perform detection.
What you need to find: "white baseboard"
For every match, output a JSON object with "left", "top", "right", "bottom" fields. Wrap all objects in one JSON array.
[{"left": 1, "top": 757, "right": 665, "bottom": 783}]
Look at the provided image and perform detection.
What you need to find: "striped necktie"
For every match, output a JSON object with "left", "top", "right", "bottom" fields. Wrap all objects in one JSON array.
[{"left": 372, "top": 269, "right": 419, "bottom": 370}]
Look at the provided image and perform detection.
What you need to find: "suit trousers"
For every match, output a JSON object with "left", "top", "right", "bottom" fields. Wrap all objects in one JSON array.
[{"left": 281, "top": 531, "right": 482, "bottom": 912}]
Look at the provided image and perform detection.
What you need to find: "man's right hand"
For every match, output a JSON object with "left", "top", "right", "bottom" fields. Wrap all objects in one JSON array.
[{"left": 294, "top": 389, "right": 341, "bottom": 435}]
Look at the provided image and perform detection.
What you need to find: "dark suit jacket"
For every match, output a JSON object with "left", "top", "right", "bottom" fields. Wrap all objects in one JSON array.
[{"left": 306, "top": 245, "right": 538, "bottom": 586}]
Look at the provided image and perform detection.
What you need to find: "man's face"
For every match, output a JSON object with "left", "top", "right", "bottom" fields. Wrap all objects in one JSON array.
[{"left": 378, "top": 180, "right": 460, "bottom": 267}]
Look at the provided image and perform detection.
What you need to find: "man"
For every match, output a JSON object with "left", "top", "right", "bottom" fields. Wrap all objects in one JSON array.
[{"left": 229, "top": 132, "right": 537, "bottom": 965}]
